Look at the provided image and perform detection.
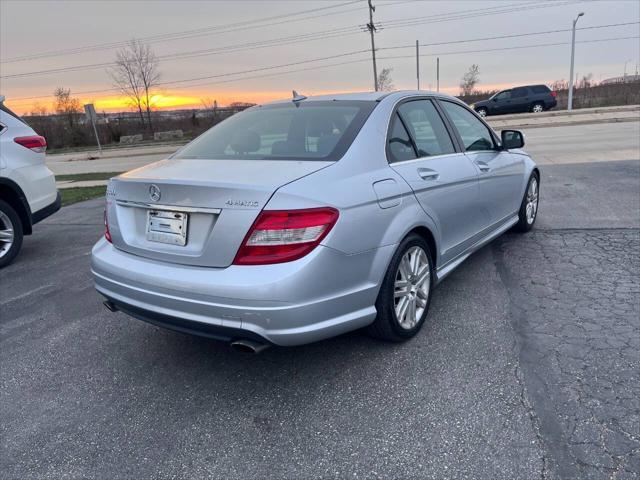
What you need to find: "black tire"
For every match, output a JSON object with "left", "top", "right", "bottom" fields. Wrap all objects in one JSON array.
[
  {"left": 531, "top": 102, "right": 544, "bottom": 113},
  {"left": 476, "top": 107, "right": 488, "bottom": 117},
  {"left": 513, "top": 172, "right": 540, "bottom": 233},
  {"left": 0, "top": 199, "right": 24, "bottom": 268},
  {"left": 367, "top": 234, "right": 434, "bottom": 342}
]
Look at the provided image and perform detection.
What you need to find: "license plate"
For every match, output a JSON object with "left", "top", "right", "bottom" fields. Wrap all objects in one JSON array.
[{"left": 146, "top": 210, "right": 188, "bottom": 246}]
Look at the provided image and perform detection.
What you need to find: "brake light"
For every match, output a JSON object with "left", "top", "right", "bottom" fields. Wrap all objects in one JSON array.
[
  {"left": 14, "top": 135, "right": 47, "bottom": 153},
  {"left": 551, "top": 91, "right": 558, "bottom": 98},
  {"left": 104, "top": 208, "right": 112, "bottom": 243},
  {"left": 233, "top": 207, "right": 339, "bottom": 265}
]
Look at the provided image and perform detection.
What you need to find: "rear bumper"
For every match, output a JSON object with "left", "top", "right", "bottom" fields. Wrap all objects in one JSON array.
[
  {"left": 32, "top": 191, "right": 61, "bottom": 225},
  {"left": 91, "top": 238, "right": 394, "bottom": 346}
]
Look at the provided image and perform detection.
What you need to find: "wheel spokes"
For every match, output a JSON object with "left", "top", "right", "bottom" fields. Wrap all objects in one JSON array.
[{"left": 0, "top": 228, "right": 13, "bottom": 242}]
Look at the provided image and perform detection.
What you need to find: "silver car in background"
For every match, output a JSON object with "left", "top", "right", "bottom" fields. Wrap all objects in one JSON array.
[{"left": 91, "top": 91, "right": 539, "bottom": 352}]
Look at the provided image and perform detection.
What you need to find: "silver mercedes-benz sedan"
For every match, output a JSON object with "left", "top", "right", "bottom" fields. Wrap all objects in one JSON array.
[{"left": 92, "top": 91, "right": 539, "bottom": 352}]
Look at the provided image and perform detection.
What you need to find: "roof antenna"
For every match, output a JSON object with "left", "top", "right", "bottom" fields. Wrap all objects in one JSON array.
[{"left": 292, "top": 90, "right": 307, "bottom": 103}]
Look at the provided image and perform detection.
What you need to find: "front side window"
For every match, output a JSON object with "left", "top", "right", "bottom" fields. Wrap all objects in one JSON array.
[
  {"left": 495, "top": 90, "right": 511, "bottom": 100},
  {"left": 175, "top": 101, "right": 376, "bottom": 161},
  {"left": 387, "top": 113, "right": 416, "bottom": 163},
  {"left": 440, "top": 101, "right": 496, "bottom": 152},
  {"left": 397, "top": 100, "right": 455, "bottom": 158}
]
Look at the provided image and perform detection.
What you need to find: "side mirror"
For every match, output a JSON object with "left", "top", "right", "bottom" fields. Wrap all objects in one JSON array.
[{"left": 501, "top": 129, "right": 525, "bottom": 150}]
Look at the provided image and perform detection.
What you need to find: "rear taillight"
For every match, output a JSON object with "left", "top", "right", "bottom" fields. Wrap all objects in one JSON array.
[
  {"left": 233, "top": 207, "right": 339, "bottom": 265},
  {"left": 104, "top": 208, "right": 112, "bottom": 243},
  {"left": 551, "top": 91, "right": 558, "bottom": 98},
  {"left": 14, "top": 135, "right": 47, "bottom": 153}
]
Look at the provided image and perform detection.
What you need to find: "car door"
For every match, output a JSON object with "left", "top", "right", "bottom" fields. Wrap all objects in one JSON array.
[
  {"left": 491, "top": 90, "right": 512, "bottom": 114},
  {"left": 438, "top": 99, "right": 526, "bottom": 231},
  {"left": 509, "top": 87, "right": 531, "bottom": 113},
  {"left": 388, "top": 98, "right": 483, "bottom": 264}
]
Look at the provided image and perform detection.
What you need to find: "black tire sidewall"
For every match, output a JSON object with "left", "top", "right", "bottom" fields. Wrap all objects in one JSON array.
[
  {"left": 515, "top": 173, "right": 539, "bottom": 232},
  {"left": 0, "top": 199, "right": 23, "bottom": 268},
  {"left": 376, "top": 234, "right": 434, "bottom": 339}
]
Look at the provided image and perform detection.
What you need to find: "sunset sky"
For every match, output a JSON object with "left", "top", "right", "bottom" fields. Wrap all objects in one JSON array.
[{"left": 1, "top": 0, "right": 639, "bottom": 115}]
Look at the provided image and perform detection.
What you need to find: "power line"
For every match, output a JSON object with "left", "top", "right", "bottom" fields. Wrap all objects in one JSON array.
[
  {"left": 7, "top": 34, "right": 638, "bottom": 107},
  {"left": 380, "top": 21, "right": 640, "bottom": 51},
  {"left": 382, "top": 0, "right": 586, "bottom": 29},
  {"left": 0, "top": 1, "right": 362, "bottom": 64},
  {"left": 0, "top": 26, "right": 364, "bottom": 79},
  {"left": 4, "top": 19, "right": 636, "bottom": 80},
  {"left": 1, "top": 0, "right": 576, "bottom": 66}
]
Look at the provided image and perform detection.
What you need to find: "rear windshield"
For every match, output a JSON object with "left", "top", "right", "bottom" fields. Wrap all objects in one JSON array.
[{"left": 174, "top": 100, "right": 376, "bottom": 161}]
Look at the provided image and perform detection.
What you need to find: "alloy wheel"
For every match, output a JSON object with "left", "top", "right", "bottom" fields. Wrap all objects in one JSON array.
[
  {"left": 394, "top": 246, "right": 430, "bottom": 330},
  {"left": 526, "top": 177, "right": 539, "bottom": 224},
  {"left": 532, "top": 104, "right": 544, "bottom": 113},
  {"left": 0, "top": 211, "right": 15, "bottom": 259}
]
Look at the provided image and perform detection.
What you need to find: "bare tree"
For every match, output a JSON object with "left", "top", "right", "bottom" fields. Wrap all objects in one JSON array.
[
  {"left": 377, "top": 67, "right": 395, "bottom": 91},
  {"left": 109, "top": 39, "right": 160, "bottom": 130},
  {"left": 30, "top": 102, "right": 49, "bottom": 117},
  {"left": 53, "top": 87, "right": 81, "bottom": 128},
  {"left": 460, "top": 64, "right": 480, "bottom": 96},
  {"left": 200, "top": 97, "right": 218, "bottom": 117}
]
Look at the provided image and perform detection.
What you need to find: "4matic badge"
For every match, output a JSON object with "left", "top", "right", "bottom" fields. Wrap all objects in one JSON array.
[{"left": 225, "top": 199, "right": 259, "bottom": 208}]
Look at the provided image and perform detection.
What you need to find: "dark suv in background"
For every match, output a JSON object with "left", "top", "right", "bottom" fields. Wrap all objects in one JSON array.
[{"left": 472, "top": 84, "right": 557, "bottom": 117}]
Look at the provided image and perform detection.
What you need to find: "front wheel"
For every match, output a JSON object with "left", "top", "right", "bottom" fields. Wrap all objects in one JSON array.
[
  {"left": 367, "top": 234, "right": 434, "bottom": 342},
  {"left": 476, "top": 107, "right": 488, "bottom": 117},
  {"left": 513, "top": 173, "right": 539, "bottom": 232},
  {"left": 0, "top": 199, "right": 24, "bottom": 268}
]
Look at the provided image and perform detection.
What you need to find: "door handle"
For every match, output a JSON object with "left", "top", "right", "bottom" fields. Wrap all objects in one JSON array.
[
  {"left": 418, "top": 168, "right": 439, "bottom": 180},
  {"left": 475, "top": 161, "right": 491, "bottom": 172}
]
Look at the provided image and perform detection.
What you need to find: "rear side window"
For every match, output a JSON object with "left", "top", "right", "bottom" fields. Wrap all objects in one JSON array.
[
  {"left": 174, "top": 101, "right": 376, "bottom": 161},
  {"left": 531, "top": 85, "right": 551, "bottom": 94},
  {"left": 440, "top": 101, "right": 496, "bottom": 152},
  {"left": 511, "top": 87, "right": 529, "bottom": 98},
  {"left": 397, "top": 100, "right": 455, "bottom": 158},
  {"left": 388, "top": 114, "right": 417, "bottom": 163}
]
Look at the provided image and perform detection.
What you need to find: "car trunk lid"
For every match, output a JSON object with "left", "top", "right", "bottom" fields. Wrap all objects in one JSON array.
[{"left": 107, "top": 158, "right": 332, "bottom": 267}]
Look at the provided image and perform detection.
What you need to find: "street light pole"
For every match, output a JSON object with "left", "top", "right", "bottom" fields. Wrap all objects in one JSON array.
[{"left": 567, "top": 12, "right": 584, "bottom": 111}]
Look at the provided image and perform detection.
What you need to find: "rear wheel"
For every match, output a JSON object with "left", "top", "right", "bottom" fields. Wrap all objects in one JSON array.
[
  {"left": 514, "top": 173, "right": 539, "bottom": 232},
  {"left": 531, "top": 102, "right": 544, "bottom": 113},
  {"left": 367, "top": 234, "right": 434, "bottom": 342},
  {"left": 0, "top": 199, "right": 23, "bottom": 268},
  {"left": 476, "top": 107, "right": 488, "bottom": 117}
]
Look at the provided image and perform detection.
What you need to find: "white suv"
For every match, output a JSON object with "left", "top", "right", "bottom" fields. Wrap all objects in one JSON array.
[{"left": 0, "top": 96, "right": 60, "bottom": 267}]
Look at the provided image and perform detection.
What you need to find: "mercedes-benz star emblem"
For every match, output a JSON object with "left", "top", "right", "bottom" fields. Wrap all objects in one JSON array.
[{"left": 149, "top": 184, "right": 161, "bottom": 202}]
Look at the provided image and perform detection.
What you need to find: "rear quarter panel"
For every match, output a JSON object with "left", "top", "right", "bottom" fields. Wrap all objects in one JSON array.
[{"left": 266, "top": 94, "right": 442, "bottom": 265}]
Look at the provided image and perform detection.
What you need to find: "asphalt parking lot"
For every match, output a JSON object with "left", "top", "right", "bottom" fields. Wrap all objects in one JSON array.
[{"left": 1, "top": 124, "right": 639, "bottom": 479}]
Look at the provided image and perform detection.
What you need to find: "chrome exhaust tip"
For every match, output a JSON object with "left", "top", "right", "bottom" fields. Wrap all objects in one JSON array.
[
  {"left": 103, "top": 300, "right": 118, "bottom": 312},
  {"left": 230, "top": 339, "right": 269, "bottom": 354}
]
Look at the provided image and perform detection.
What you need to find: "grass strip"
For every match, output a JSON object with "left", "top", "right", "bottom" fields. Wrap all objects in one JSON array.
[
  {"left": 56, "top": 172, "right": 123, "bottom": 182},
  {"left": 60, "top": 186, "right": 106, "bottom": 206}
]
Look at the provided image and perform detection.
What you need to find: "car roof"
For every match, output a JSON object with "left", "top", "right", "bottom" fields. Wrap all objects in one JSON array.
[{"left": 262, "top": 90, "right": 457, "bottom": 105}]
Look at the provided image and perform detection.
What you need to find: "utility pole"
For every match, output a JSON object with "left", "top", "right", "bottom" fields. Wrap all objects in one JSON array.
[
  {"left": 567, "top": 12, "right": 584, "bottom": 111},
  {"left": 416, "top": 41, "right": 420, "bottom": 90},
  {"left": 436, "top": 57, "right": 440, "bottom": 92},
  {"left": 367, "top": 0, "right": 378, "bottom": 91}
]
